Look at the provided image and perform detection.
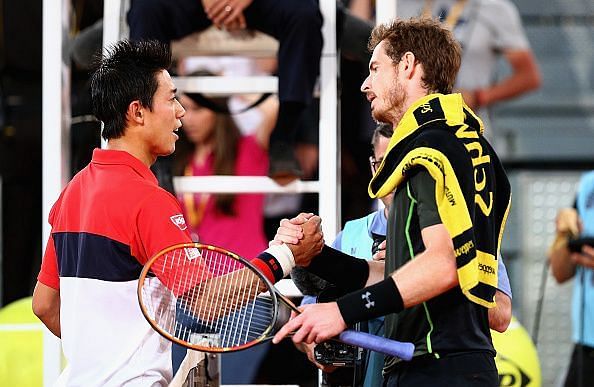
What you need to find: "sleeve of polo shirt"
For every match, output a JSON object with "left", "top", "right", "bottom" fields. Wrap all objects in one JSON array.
[
  {"left": 491, "top": 0, "right": 530, "bottom": 51},
  {"left": 410, "top": 170, "right": 442, "bottom": 230},
  {"left": 135, "top": 190, "right": 193, "bottom": 264},
  {"left": 38, "top": 234, "right": 60, "bottom": 290}
]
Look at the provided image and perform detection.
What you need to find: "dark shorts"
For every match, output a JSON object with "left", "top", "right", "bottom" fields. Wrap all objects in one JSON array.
[
  {"left": 564, "top": 344, "right": 594, "bottom": 387},
  {"left": 384, "top": 351, "right": 498, "bottom": 387}
]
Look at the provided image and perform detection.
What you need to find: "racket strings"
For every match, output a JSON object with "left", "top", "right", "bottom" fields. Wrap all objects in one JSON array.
[{"left": 140, "top": 245, "right": 277, "bottom": 350}]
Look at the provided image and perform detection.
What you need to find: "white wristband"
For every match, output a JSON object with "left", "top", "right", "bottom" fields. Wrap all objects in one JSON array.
[{"left": 264, "top": 244, "right": 295, "bottom": 277}]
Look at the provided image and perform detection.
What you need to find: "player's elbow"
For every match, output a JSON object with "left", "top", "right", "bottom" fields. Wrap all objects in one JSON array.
[
  {"left": 32, "top": 295, "right": 53, "bottom": 321},
  {"left": 32, "top": 303, "right": 56, "bottom": 335},
  {"left": 32, "top": 282, "right": 61, "bottom": 333},
  {"left": 491, "top": 320, "right": 509, "bottom": 333},
  {"left": 489, "top": 293, "right": 512, "bottom": 333},
  {"left": 490, "top": 312, "right": 511, "bottom": 333}
]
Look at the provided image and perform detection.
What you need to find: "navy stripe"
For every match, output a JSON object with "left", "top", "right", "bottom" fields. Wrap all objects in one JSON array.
[
  {"left": 53, "top": 232, "right": 143, "bottom": 281},
  {"left": 255, "top": 252, "right": 285, "bottom": 283}
]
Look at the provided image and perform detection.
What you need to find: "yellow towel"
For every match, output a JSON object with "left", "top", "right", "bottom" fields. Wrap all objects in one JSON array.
[{"left": 369, "top": 93, "right": 511, "bottom": 308}]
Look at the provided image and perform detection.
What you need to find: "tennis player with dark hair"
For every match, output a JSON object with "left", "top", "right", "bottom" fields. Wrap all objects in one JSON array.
[
  {"left": 31, "top": 39, "right": 321, "bottom": 386},
  {"left": 272, "top": 18, "right": 511, "bottom": 386}
]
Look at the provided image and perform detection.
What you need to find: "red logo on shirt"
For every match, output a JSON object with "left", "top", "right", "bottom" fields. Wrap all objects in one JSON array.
[{"left": 170, "top": 214, "right": 188, "bottom": 230}]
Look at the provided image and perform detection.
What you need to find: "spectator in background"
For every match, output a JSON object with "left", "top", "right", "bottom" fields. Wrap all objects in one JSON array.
[
  {"left": 349, "top": 0, "right": 541, "bottom": 156},
  {"left": 548, "top": 171, "right": 594, "bottom": 387},
  {"left": 128, "top": 0, "right": 323, "bottom": 182},
  {"left": 172, "top": 88, "right": 277, "bottom": 384},
  {"left": 173, "top": 87, "right": 276, "bottom": 261}
]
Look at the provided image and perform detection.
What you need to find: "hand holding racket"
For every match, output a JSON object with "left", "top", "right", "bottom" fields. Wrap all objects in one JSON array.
[{"left": 138, "top": 243, "right": 414, "bottom": 360}]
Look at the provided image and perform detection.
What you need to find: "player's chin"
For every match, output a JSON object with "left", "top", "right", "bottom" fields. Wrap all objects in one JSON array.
[
  {"left": 159, "top": 143, "right": 176, "bottom": 157},
  {"left": 371, "top": 109, "right": 389, "bottom": 125}
]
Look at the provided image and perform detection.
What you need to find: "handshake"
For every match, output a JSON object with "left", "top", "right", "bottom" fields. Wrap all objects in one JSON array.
[{"left": 269, "top": 212, "right": 325, "bottom": 268}]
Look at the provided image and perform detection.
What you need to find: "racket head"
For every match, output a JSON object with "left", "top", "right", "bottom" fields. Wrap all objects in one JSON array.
[{"left": 138, "top": 243, "right": 281, "bottom": 352}]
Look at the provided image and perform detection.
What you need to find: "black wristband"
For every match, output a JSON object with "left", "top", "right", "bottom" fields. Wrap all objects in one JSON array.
[
  {"left": 336, "top": 278, "right": 404, "bottom": 326},
  {"left": 306, "top": 245, "right": 369, "bottom": 292}
]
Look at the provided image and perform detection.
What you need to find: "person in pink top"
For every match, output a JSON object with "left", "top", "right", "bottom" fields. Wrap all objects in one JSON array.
[
  {"left": 173, "top": 90, "right": 277, "bottom": 259},
  {"left": 172, "top": 89, "right": 278, "bottom": 384}
]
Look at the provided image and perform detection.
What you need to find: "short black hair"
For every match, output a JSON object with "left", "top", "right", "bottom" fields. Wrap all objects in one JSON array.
[{"left": 90, "top": 40, "right": 172, "bottom": 140}]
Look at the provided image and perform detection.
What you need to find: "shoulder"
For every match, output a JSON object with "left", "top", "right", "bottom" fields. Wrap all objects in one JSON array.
[
  {"left": 477, "top": 0, "right": 520, "bottom": 14},
  {"left": 141, "top": 184, "right": 182, "bottom": 209},
  {"left": 476, "top": 0, "right": 524, "bottom": 29}
]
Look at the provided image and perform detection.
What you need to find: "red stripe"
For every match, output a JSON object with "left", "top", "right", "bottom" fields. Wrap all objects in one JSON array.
[{"left": 251, "top": 258, "right": 276, "bottom": 283}]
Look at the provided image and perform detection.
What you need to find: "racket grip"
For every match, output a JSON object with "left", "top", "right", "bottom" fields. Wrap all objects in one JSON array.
[{"left": 338, "top": 330, "right": 415, "bottom": 361}]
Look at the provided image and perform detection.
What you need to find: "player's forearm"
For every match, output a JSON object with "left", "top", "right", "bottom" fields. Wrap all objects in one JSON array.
[
  {"left": 391, "top": 248, "right": 458, "bottom": 308},
  {"left": 365, "top": 260, "right": 385, "bottom": 287}
]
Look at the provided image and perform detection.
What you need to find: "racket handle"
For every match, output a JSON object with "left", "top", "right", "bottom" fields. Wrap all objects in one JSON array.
[{"left": 338, "top": 330, "right": 415, "bottom": 361}]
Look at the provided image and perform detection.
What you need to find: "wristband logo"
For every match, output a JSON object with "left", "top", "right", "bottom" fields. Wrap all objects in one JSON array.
[
  {"left": 267, "top": 258, "right": 279, "bottom": 272},
  {"left": 362, "top": 291, "right": 375, "bottom": 309}
]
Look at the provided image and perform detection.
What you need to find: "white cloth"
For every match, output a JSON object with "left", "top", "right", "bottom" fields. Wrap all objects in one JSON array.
[{"left": 55, "top": 278, "right": 172, "bottom": 387}]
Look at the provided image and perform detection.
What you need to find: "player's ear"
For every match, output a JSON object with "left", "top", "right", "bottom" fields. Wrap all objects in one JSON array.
[
  {"left": 128, "top": 100, "right": 144, "bottom": 124},
  {"left": 401, "top": 51, "right": 417, "bottom": 79}
]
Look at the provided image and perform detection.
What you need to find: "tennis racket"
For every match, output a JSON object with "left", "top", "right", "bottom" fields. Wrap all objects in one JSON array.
[{"left": 137, "top": 243, "right": 414, "bottom": 360}]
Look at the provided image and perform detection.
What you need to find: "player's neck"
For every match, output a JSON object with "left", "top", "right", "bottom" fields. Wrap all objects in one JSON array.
[{"left": 107, "top": 137, "right": 155, "bottom": 167}]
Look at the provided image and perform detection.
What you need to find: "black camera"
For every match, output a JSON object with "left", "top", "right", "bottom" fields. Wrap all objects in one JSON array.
[
  {"left": 313, "top": 286, "right": 362, "bottom": 367},
  {"left": 371, "top": 232, "right": 386, "bottom": 256},
  {"left": 314, "top": 340, "right": 362, "bottom": 367}
]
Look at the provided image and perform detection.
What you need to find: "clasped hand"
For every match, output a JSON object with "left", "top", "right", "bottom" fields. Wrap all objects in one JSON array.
[
  {"left": 202, "top": 0, "right": 252, "bottom": 31},
  {"left": 270, "top": 213, "right": 348, "bottom": 344},
  {"left": 270, "top": 212, "right": 324, "bottom": 267}
]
